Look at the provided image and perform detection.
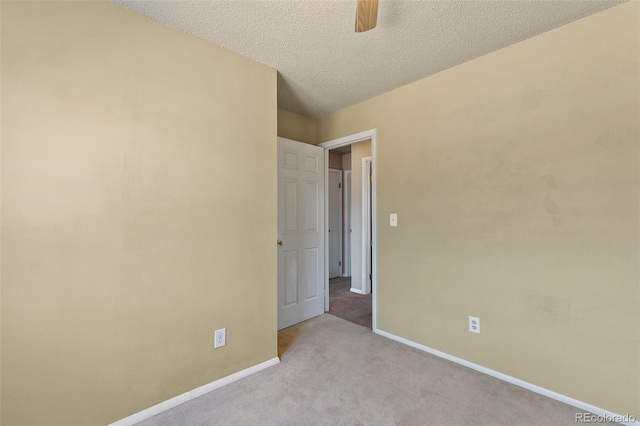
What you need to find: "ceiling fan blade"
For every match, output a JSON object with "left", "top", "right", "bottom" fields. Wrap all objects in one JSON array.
[{"left": 355, "top": 0, "right": 378, "bottom": 33}]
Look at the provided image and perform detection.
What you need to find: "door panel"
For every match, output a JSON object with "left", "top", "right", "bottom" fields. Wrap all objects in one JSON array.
[
  {"left": 343, "top": 171, "right": 352, "bottom": 277},
  {"left": 284, "top": 180, "right": 298, "bottom": 233},
  {"left": 362, "top": 158, "right": 372, "bottom": 294},
  {"left": 304, "top": 248, "right": 319, "bottom": 300},
  {"left": 328, "top": 169, "right": 343, "bottom": 278},
  {"left": 284, "top": 250, "right": 298, "bottom": 307},
  {"left": 278, "top": 138, "right": 325, "bottom": 330},
  {"left": 304, "top": 181, "right": 319, "bottom": 232}
]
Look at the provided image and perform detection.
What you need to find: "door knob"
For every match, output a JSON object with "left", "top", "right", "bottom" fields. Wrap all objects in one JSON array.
[{"left": 277, "top": 240, "right": 283, "bottom": 246}]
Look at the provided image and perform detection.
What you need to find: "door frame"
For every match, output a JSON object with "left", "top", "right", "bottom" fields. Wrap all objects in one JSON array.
[{"left": 319, "top": 129, "right": 378, "bottom": 331}]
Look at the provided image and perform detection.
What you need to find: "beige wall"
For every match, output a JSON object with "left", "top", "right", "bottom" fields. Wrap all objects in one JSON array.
[
  {"left": 277, "top": 108, "right": 318, "bottom": 145},
  {"left": 342, "top": 153, "right": 351, "bottom": 171},
  {"left": 328, "top": 152, "right": 343, "bottom": 170},
  {"left": 1, "top": 2, "right": 277, "bottom": 425},
  {"left": 349, "top": 141, "right": 372, "bottom": 292},
  {"left": 318, "top": 3, "right": 639, "bottom": 417}
]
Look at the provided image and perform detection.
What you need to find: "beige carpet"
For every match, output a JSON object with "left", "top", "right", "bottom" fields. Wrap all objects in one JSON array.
[{"left": 139, "top": 314, "right": 590, "bottom": 425}]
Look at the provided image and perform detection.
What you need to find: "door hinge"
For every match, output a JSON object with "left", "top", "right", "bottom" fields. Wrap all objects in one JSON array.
[
  {"left": 369, "top": 175, "right": 372, "bottom": 182},
  {"left": 339, "top": 183, "right": 342, "bottom": 189},
  {"left": 369, "top": 273, "right": 372, "bottom": 280},
  {"left": 339, "top": 261, "right": 342, "bottom": 266}
]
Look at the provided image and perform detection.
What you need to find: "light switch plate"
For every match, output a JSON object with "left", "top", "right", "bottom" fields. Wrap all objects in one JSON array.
[{"left": 390, "top": 213, "right": 398, "bottom": 227}]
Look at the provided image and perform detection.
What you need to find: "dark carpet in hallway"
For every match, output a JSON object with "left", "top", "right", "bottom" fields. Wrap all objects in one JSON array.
[{"left": 328, "top": 277, "right": 372, "bottom": 329}]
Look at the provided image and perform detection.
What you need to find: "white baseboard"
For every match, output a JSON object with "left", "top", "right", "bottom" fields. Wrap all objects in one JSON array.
[
  {"left": 109, "top": 357, "right": 280, "bottom": 426},
  {"left": 350, "top": 288, "right": 365, "bottom": 294},
  {"left": 373, "top": 328, "right": 638, "bottom": 426}
]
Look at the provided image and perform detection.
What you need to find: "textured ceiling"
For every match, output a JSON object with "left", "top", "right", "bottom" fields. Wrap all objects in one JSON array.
[{"left": 113, "top": 0, "right": 626, "bottom": 119}]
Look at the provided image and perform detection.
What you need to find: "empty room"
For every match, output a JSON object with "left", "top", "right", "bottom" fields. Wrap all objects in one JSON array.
[{"left": 1, "top": 0, "right": 638, "bottom": 425}]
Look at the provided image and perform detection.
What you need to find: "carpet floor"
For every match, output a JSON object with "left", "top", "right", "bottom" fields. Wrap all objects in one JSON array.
[
  {"left": 139, "top": 314, "right": 587, "bottom": 426},
  {"left": 328, "top": 277, "right": 372, "bottom": 329}
]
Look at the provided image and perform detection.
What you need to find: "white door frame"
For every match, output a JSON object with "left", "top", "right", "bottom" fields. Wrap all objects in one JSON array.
[{"left": 319, "top": 129, "right": 378, "bottom": 331}]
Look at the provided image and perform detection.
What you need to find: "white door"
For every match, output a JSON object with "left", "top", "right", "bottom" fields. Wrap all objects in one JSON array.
[
  {"left": 277, "top": 137, "right": 325, "bottom": 330},
  {"left": 362, "top": 157, "right": 373, "bottom": 294},
  {"left": 328, "top": 169, "right": 343, "bottom": 278},
  {"left": 343, "top": 170, "right": 352, "bottom": 277}
]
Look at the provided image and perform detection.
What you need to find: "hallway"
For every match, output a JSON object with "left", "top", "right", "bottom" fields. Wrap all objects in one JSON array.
[{"left": 328, "top": 277, "right": 372, "bottom": 329}]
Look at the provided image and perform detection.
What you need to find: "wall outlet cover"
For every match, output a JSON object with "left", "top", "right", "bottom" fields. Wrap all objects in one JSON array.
[
  {"left": 469, "top": 316, "right": 480, "bottom": 334},
  {"left": 214, "top": 328, "right": 226, "bottom": 348}
]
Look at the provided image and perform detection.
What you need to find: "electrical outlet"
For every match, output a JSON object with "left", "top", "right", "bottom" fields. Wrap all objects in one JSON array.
[
  {"left": 469, "top": 316, "right": 480, "bottom": 334},
  {"left": 214, "top": 328, "right": 226, "bottom": 348}
]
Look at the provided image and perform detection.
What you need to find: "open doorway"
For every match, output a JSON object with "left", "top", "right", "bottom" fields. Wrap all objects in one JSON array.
[{"left": 323, "top": 137, "right": 374, "bottom": 330}]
